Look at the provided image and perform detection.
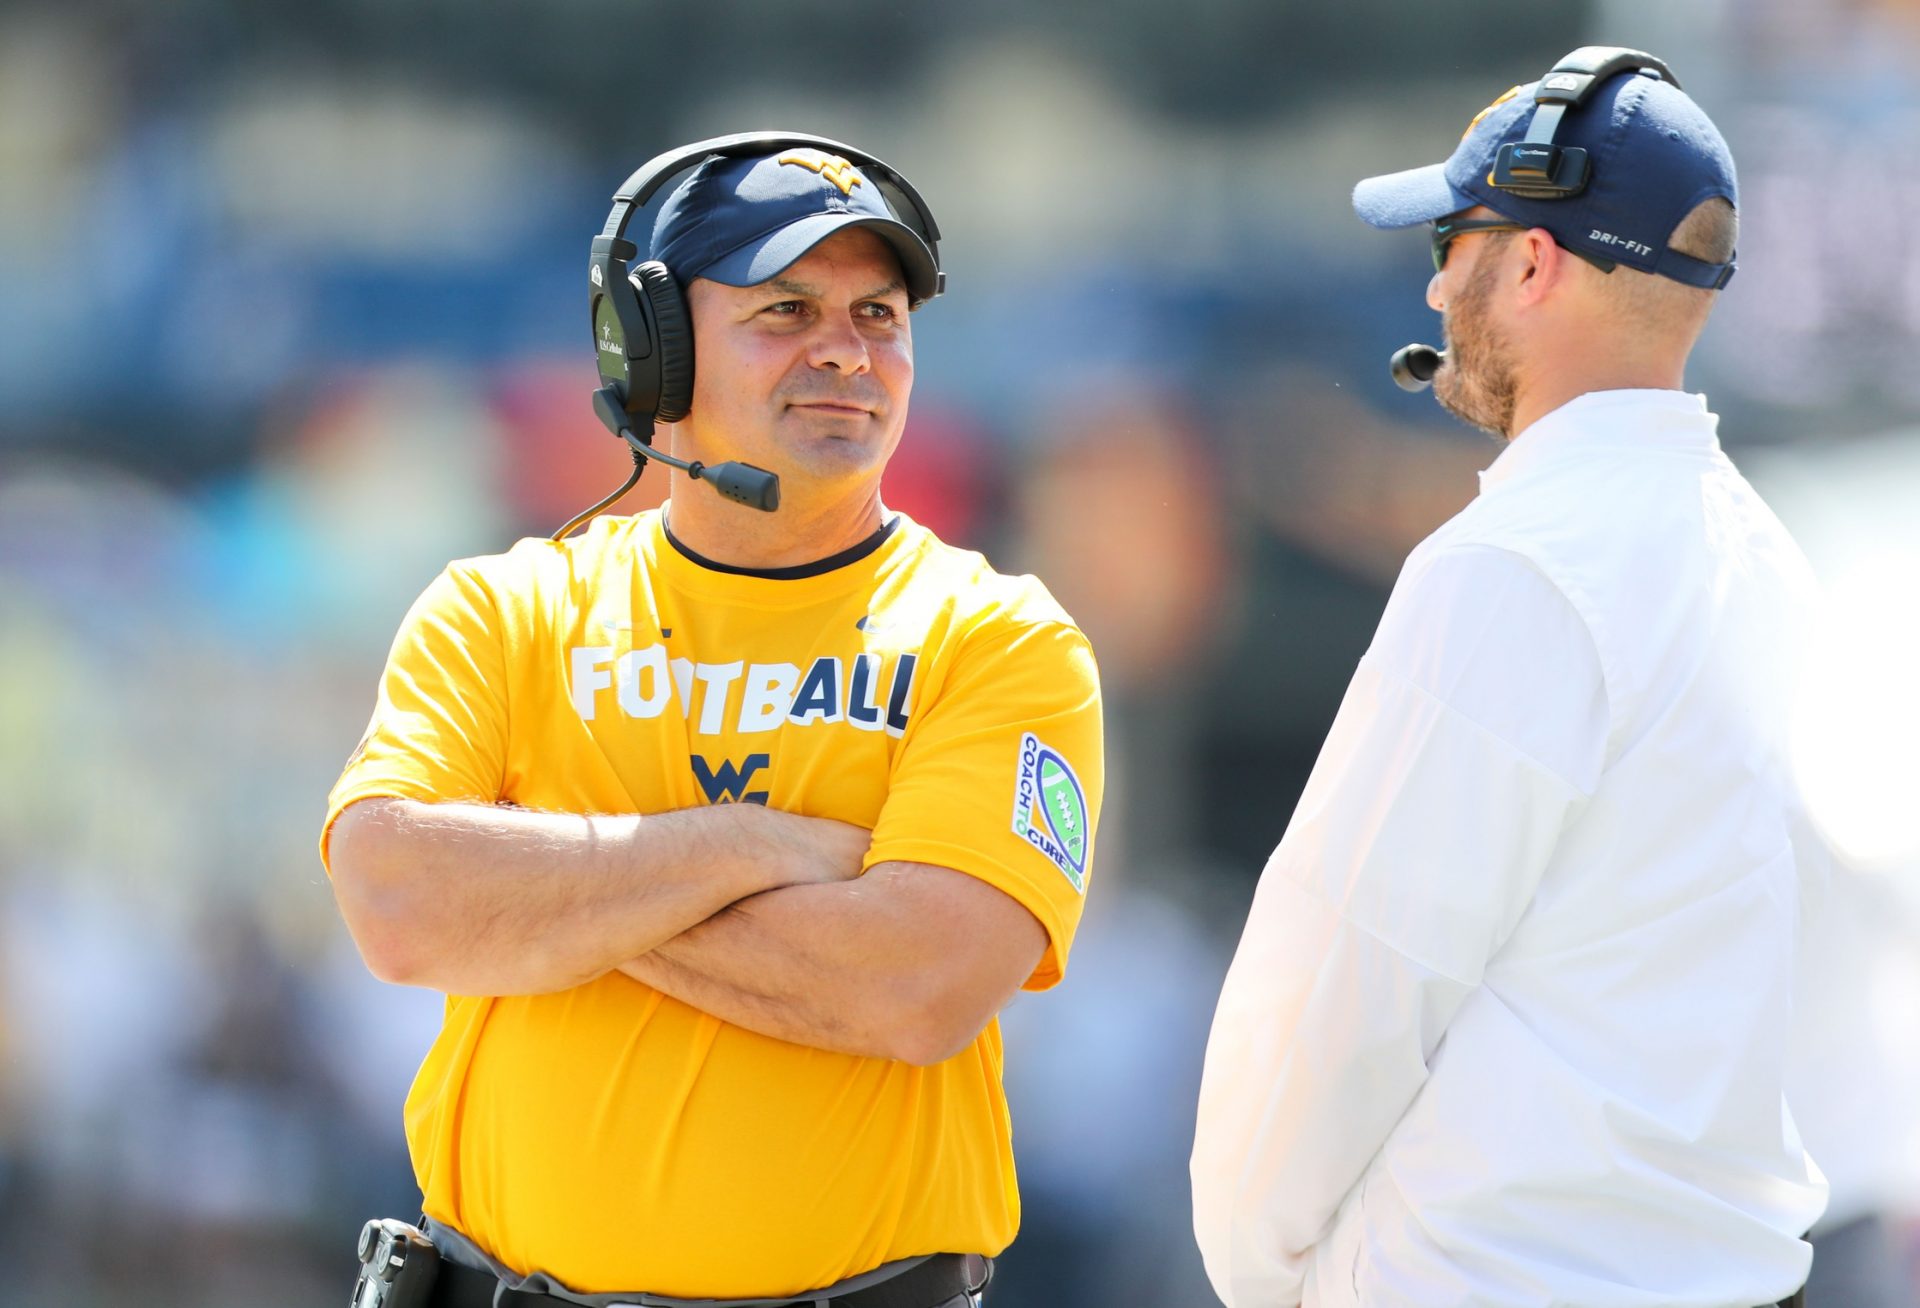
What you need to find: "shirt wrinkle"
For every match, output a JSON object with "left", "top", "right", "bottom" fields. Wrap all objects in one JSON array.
[
  {"left": 1272, "top": 860, "right": 1482, "bottom": 992},
  {"left": 1390, "top": 540, "right": 1618, "bottom": 783},
  {"left": 1360, "top": 655, "right": 1598, "bottom": 800}
]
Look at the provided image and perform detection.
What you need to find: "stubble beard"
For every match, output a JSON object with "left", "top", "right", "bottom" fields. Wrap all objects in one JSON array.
[{"left": 1433, "top": 251, "right": 1519, "bottom": 442}]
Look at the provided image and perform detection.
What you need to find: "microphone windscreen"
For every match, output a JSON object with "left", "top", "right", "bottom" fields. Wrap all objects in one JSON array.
[
  {"left": 1390, "top": 344, "right": 1444, "bottom": 392},
  {"left": 705, "top": 462, "right": 782, "bottom": 512}
]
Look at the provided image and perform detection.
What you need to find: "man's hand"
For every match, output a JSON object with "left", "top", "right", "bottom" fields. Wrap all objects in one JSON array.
[{"left": 734, "top": 806, "right": 872, "bottom": 887}]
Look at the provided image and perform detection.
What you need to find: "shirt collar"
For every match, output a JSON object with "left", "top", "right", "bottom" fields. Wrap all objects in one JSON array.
[{"left": 1478, "top": 390, "right": 1721, "bottom": 493}]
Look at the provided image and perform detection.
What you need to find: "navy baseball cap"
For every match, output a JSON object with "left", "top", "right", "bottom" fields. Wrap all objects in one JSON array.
[
  {"left": 650, "top": 147, "right": 940, "bottom": 304},
  {"left": 1353, "top": 67, "right": 1737, "bottom": 288}
]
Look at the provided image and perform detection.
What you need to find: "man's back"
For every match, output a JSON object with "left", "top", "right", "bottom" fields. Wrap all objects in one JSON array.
[{"left": 1314, "top": 390, "right": 1828, "bottom": 1304}]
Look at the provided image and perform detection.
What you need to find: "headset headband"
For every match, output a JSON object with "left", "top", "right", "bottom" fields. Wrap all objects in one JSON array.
[
  {"left": 587, "top": 131, "right": 946, "bottom": 404},
  {"left": 1490, "top": 46, "right": 1680, "bottom": 198},
  {"left": 598, "top": 130, "right": 944, "bottom": 290},
  {"left": 570, "top": 131, "right": 945, "bottom": 528}
]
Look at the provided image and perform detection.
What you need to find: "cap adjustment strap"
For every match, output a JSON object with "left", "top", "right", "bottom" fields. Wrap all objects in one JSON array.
[{"left": 1654, "top": 245, "right": 1738, "bottom": 290}]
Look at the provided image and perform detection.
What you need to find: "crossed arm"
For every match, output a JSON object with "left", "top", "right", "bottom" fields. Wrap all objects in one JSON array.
[
  {"left": 617, "top": 858, "right": 1046, "bottom": 1065},
  {"left": 326, "top": 797, "right": 1046, "bottom": 1065}
]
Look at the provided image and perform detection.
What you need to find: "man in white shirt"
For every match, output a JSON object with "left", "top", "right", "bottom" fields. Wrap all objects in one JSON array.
[{"left": 1190, "top": 47, "right": 1829, "bottom": 1308}]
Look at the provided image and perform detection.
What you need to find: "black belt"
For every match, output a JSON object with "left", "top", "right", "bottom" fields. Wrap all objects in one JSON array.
[{"left": 429, "top": 1253, "right": 989, "bottom": 1308}]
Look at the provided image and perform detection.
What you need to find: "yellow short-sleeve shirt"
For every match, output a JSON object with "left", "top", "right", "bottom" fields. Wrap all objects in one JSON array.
[{"left": 321, "top": 510, "right": 1103, "bottom": 1298}]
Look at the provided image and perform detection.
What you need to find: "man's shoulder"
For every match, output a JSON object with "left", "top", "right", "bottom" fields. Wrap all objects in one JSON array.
[
  {"left": 1390, "top": 511, "right": 1597, "bottom": 666},
  {"left": 441, "top": 512, "right": 652, "bottom": 593},
  {"left": 1402, "top": 497, "right": 1560, "bottom": 591},
  {"left": 407, "top": 515, "right": 654, "bottom": 648},
  {"left": 1407, "top": 454, "right": 1637, "bottom": 597},
  {"left": 886, "top": 515, "right": 1084, "bottom": 642}
]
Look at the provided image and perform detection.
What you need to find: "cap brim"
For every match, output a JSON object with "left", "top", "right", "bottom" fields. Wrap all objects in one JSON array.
[
  {"left": 1353, "top": 162, "right": 1478, "bottom": 229},
  {"left": 695, "top": 213, "right": 939, "bottom": 305}
]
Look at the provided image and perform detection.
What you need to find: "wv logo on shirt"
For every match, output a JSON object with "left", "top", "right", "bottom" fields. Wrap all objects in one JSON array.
[
  {"left": 692, "top": 753, "right": 770, "bottom": 805},
  {"left": 1010, "top": 732, "right": 1089, "bottom": 892}
]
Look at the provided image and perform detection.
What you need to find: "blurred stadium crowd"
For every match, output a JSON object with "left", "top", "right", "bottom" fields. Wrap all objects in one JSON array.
[{"left": 3, "top": 1, "right": 1920, "bottom": 1304}]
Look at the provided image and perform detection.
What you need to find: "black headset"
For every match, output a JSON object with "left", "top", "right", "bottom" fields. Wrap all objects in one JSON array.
[
  {"left": 1488, "top": 46, "right": 1681, "bottom": 199},
  {"left": 588, "top": 130, "right": 945, "bottom": 434},
  {"left": 1389, "top": 46, "right": 1706, "bottom": 394},
  {"left": 552, "top": 132, "right": 946, "bottom": 536}
]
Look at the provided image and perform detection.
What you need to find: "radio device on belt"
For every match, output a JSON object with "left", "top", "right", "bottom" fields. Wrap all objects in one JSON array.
[{"left": 351, "top": 1218, "right": 440, "bottom": 1308}]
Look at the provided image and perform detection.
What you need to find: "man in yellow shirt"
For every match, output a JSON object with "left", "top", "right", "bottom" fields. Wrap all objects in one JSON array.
[{"left": 322, "top": 134, "right": 1102, "bottom": 1308}]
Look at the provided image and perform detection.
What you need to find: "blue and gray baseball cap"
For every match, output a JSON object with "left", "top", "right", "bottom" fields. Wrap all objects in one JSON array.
[
  {"left": 650, "top": 147, "right": 940, "bottom": 304},
  {"left": 1353, "top": 68, "right": 1737, "bottom": 288}
]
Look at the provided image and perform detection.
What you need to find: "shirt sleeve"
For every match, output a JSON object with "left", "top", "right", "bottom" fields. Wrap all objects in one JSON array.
[
  {"left": 1189, "top": 545, "right": 1607, "bottom": 1308},
  {"left": 864, "top": 617, "right": 1104, "bottom": 991},
  {"left": 319, "top": 562, "right": 511, "bottom": 873}
]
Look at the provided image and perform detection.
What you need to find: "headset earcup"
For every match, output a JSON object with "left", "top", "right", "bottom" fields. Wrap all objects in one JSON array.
[{"left": 635, "top": 261, "right": 695, "bottom": 424}]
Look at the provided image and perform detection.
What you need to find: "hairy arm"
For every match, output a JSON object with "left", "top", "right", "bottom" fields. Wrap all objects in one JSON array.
[
  {"left": 327, "top": 797, "right": 869, "bottom": 996},
  {"left": 619, "top": 860, "right": 1048, "bottom": 1065}
]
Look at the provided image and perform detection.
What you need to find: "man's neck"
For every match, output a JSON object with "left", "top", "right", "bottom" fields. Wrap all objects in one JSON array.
[
  {"left": 1507, "top": 359, "right": 1688, "bottom": 442},
  {"left": 663, "top": 474, "right": 887, "bottom": 571}
]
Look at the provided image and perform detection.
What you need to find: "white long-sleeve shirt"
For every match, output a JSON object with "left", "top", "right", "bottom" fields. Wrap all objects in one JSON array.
[{"left": 1191, "top": 390, "right": 1829, "bottom": 1308}]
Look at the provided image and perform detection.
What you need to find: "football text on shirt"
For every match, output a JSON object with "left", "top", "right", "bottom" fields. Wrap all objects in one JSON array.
[{"left": 569, "top": 643, "right": 918, "bottom": 738}]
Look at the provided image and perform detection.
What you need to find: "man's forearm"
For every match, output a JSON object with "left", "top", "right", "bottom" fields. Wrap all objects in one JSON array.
[
  {"left": 622, "top": 884, "right": 885, "bottom": 1058},
  {"left": 620, "top": 861, "right": 1046, "bottom": 1065},
  {"left": 328, "top": 798, "right": 853, "bottom": 996}
]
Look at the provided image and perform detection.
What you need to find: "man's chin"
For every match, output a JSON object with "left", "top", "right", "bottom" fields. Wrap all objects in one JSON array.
[
  {"left": 1433, "top": 368, "right": 1511, "bottom": 443},
  {"left": 769, "top": 425, "right": 897, "bottom": 481}
]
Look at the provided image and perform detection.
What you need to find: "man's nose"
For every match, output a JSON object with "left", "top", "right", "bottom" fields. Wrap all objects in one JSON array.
[{"left": 808, "top": 312, "right": 872, "bottom": 373}]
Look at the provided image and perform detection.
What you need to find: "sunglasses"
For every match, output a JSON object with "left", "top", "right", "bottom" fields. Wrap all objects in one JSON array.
[{"left": 1430, "top": 216, "right": 1618, "bottom": 274}]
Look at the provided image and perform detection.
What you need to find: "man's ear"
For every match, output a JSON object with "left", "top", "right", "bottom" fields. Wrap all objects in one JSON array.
[{"left": 1513, "top": 228, "right": 1569, "bottom": 308}]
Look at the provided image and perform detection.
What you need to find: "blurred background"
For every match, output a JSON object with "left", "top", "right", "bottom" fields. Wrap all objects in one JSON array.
[{"left": 3, "top": 0, "right": 1920, "bottom": 1303}]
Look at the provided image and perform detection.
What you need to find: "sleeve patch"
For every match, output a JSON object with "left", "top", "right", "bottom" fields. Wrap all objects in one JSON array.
[{"left": 1012, "top": 731, "right": 1090, "bottom": 893}]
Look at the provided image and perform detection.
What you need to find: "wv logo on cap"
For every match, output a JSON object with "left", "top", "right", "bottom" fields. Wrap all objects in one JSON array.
[
  {"left": 1463, "top": 85, "right": 1522, "bottom": 139},
  {"left": 778, "top": 152, "right": 864, "bottom": 196},
  {"left": 1010, "top": 732, "right": 1090, "bottom": 892}
]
